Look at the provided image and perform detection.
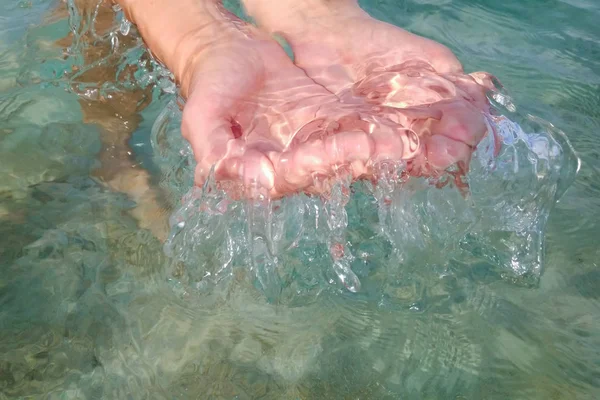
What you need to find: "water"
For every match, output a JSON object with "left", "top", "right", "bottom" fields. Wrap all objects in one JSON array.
[{"left": 1, "top": 0, "right": 599, "bottom": 399}]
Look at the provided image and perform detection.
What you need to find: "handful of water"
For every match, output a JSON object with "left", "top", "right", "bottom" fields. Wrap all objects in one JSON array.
[
  {"left": 56, "top": 0, "right": 579, "bottom": 301},
  {"left": 153, "top": 96, "right": 579, "bottom": 302}
]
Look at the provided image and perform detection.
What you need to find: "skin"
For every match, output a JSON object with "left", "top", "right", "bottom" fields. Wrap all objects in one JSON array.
[
  {"left": 242, "top": 0, "right": 498, "bottom": 177},
  {"left": 118, "top": 0, "right": 497, "bottom": 199},
  {"left": 48, "top": 0, "right": 169, "bottom": 240},
  {"left": 45, "top": 0, "right": 497, "bottom": 234}
]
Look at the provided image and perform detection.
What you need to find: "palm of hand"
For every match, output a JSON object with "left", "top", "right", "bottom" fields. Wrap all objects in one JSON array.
[
  {"left": 289, "top": 16, "right": 496, "bottom": 176},
  {"left": 181, "top": 15, "right": 499, "bottom": 198},
  {"left": 182, "top": 32, "right": 415, "bottom": 198}
]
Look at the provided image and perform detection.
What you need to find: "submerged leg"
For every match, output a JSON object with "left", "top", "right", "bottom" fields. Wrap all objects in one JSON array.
[{"left": 50, "top": 0, "right": 169, "bottom": 240}]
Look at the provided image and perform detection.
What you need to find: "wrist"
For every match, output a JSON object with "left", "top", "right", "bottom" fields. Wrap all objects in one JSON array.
[
  {"left": 115, "top": 0, "right": 232, "bottom": 97},
  {"left": 242, "top": 0, "right": 368, "bottom": 36}
]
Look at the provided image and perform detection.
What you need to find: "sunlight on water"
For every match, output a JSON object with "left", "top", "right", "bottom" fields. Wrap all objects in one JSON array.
[{"left": 1, "top": 0, "right": 599, "bottom": 399}]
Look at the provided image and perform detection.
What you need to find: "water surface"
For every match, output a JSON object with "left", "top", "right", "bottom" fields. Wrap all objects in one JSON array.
[{"left": 1, "top": 0, "right": 599, "bottom": 399}]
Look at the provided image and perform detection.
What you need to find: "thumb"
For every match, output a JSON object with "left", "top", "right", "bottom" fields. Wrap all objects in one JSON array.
[{"left": 182, "top": 88, "right": 238, "bottom": 186}]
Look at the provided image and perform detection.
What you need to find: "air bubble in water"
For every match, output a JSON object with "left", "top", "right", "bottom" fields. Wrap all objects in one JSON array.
[{"left": 119, "top": 18, "right": 131, "bottom": 36}]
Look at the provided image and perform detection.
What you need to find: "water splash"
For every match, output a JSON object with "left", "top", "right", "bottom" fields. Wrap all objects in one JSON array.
[
  {"left": 14, "top": 1, "right": 176, "bottom": 100},
  {"left": 154, "top": 95, "right": 579, "bottom": 301},
  {"left": 245, "top": 190, "right": 282, "bottom": 299},
  {"left": 461, "top": 114, "right": 580, "bottom": 282},
  {"left": 55, "top": 0, "right": 579, "bottom": 301},
  {"left": 321, "top": 171, "right": 360, "bottom": 293}
]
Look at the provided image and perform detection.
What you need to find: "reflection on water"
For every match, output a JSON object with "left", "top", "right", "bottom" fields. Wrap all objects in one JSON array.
[{"left": 1, "top": 0, "right": 600, "bottom": 399}]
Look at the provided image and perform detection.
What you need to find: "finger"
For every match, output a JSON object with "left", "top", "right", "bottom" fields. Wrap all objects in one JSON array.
[
  {"left": 383, "top": 104, "right": 443, "bottom": 128},
  {"left": 371, "top": 125, "right": 421, "bottom": 163},
  {"left": 425, "top": 134, "right": 473, "bottom": 171},
  {"left": 218, "top": 147, "right": 277, "bottom": 196},
  {"left": 389, "top": 72, "right": 458, "bottom": 107},
  {"left": 425, "top": 42, "right": 464, "bottom": 74},
  {"left": 425, "top": 100, "right": 488, "bottom": 147},
  {"left": 325, "top": 130, "right": 376, "bottom": 168},
  {"left": 353, "top": 69, "right": 460, "bottom": 108},
  {"left": 274, "top": 139, "right": 332, "bottom": 190},
  {"left": 273, "top": 130, "right": 376, "bottom": 192},
  {"left": 182, "top": 59, "right": 259, "bottom": 187},
  {"left": 352, "top": 71, "right": 395, "bottom": 101},
  {"left": 447, "top": 74, "right": 491, "bottom": 111},
  {"left": 469, "top": 71, "right": 499, "bottom": 92},
  {"left": 184, "top": 115, "right": 236, "bottom": 186}
]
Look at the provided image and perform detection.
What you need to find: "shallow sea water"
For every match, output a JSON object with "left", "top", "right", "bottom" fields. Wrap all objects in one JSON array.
[{"left": 1, "top": 0, "right": 599, "bottom": 399}]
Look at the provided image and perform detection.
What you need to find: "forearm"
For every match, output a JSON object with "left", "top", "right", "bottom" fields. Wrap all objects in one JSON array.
[
  {"left": 241, "top": 0, "right": 367, "bottom": 34},
  {"left": 115, "top": 0, "right": 230, "bottom": 96}
]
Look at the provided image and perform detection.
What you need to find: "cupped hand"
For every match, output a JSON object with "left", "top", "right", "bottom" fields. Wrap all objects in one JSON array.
[
  {"left": 181, "top": 11, "right": 426, "bottom": 198},
  {"left": 247, "top": 4, "right": 498, "bottom": 177}
]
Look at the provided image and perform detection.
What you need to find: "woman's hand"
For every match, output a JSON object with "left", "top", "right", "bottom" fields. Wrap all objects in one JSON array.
[
  {"left": 117, "top": 0, "right": 436, "bottom": 198},
  {"left": 183, "top": 17, "right": 430, "bottom": 198},
  {"left": 243, "top": 0, "right": 497, "bottom": 176}
]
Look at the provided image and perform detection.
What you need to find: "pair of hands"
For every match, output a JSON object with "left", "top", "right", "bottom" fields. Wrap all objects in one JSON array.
[{"left": 178, "top": 2, "right": 495, "bottom": 198}]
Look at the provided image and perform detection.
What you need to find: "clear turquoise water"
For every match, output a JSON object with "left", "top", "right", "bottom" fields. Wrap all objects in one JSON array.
[{"left": 1, "top": 0, "right": 599, "bottom": 399}]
